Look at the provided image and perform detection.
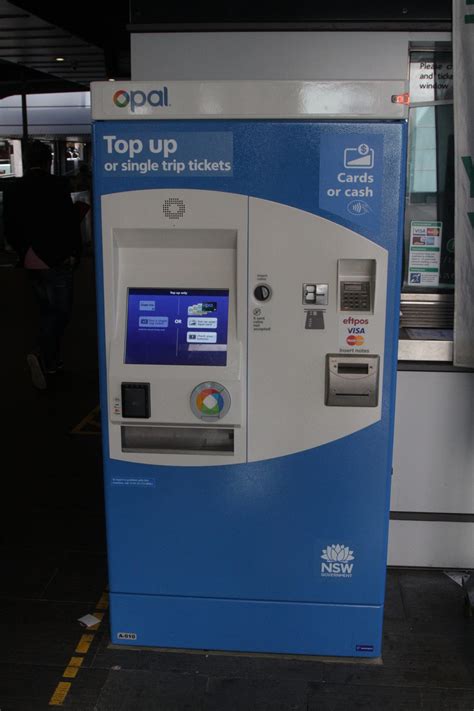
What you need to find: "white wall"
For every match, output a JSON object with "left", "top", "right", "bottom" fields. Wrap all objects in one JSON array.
[
  {"left": 389, "top": 371, "right": 474, "bottom": 568},
  {"left": 131, "top": 31, "right": 449, "bottom": 81}
]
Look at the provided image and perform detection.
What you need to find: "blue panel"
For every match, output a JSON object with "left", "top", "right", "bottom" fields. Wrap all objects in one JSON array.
[
  {"left": 94, "top": 120, "right": 404, "bottom": 248},
  {"left": 93, "top": 119, "right": 407, "bottom": 656},
  {"left": 104, "top": 427, "right": 392, "bottom": 606},
  {"left": 110, "top": 593, "right": 383, "bottom": 657}
]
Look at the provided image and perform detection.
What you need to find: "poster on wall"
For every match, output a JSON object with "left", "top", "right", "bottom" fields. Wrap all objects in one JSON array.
[
  {"left": 453, "top": 1, "right": 474, "bottom": 367},
  {"left": 407, "top": 221, "right": 442, "bottom": 286}
]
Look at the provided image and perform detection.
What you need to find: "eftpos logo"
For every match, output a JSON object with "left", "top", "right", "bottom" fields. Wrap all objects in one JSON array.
[
  {"left": 113, "top": 87, "right": 170, "bottom": 112},
  {"left": 321, "top": 544, "right": 355, "bottom": 578}
]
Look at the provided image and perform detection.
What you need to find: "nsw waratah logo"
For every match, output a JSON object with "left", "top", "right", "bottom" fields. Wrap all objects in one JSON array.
[
  {"left": 321, "top": 544, "right": 355, "bottom": 578},
  {"left": 112, "top": 87, "right": 169, "bottom": 112}
]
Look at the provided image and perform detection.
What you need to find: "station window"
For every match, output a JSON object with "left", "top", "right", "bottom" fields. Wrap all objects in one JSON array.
[{"left": 403, "top": 49, "right": 454, "bottom": 291}]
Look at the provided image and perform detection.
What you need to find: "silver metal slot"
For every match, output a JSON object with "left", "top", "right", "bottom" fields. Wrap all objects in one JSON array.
[
  {"left": 335, "top": 391, "right": 370, "bottom": 397},
  {"left": 121, "top": 426, "right": 234, "bottom": 455},
  {"left": 326, "top": 354, "right": 380, "bottom": 407},
  {"left": 337, "top": 363, "right": 369, "bottom": 375}
]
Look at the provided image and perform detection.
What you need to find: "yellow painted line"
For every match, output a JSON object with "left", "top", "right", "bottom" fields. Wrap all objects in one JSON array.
[
  {"left": 48, "top": 589, "right": 109, "bottom": 707},
  {"left": 62, "top": 656, "right": 84, "bottom": 678},
  {"left": 89, "top": 610, "right": 105, "bottom": 630},
  {"left": 96, "top": 592, "right": 109, "bottom": 610},
  {"left": 68, "top": 656, "right": 84, "bottom": 668},
  {"left": 71, "top": 405, "right": 100, "bottom": 434},
  {"left": 75, "top": 633, "right": 94, "bottom": 654},
  {"left": 49, "top": 681, "right": 71, "bottom": 706},
  {"left": 63, "top": 666, "right": 79, "bottom": 679}
]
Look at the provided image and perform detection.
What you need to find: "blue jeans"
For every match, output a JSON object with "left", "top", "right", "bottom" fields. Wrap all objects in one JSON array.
[{"left": 28, "top": 266, "right": 74, "bottom": 372}]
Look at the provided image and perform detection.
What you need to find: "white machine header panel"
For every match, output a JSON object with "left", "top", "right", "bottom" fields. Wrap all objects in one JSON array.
[{"left": 91, "top": 80, "right": 408, "bottom": 121}]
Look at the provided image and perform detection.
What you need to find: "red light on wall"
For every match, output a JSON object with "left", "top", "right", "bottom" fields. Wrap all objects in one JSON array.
[{"left": 391, "top": 93, "right": 410, "bottom": 105}]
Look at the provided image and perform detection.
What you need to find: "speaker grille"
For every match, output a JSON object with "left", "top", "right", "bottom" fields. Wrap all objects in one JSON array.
[{"left": 163, "top": 198, "right": 186, "bottom": 220}]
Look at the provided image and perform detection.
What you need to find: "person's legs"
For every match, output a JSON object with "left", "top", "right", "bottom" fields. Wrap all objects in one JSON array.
[
  {"left": 48, "top": 266, "right": 73, "bottom": 372},
  {"left": 27, "top": 266, "right": 73, "bottom": 387},
  {"left": 27, "top": 270, "right": 50, "bottom": 389}
]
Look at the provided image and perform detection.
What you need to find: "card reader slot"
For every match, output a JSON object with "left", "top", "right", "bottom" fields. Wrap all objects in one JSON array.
[{"left": 121, "top": 426, "right": 234, "bottom": 455}]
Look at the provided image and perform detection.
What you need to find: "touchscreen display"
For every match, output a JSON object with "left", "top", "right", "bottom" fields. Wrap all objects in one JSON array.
[{"left": 125, "top": 288, "right": 229, "bottom": 366}]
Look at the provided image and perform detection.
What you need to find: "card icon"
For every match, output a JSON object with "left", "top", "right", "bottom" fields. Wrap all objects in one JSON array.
[{"left": 344, "top": 144, "right": 374, "bottom": 169}]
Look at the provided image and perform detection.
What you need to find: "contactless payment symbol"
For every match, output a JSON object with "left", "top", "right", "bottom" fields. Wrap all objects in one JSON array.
[{"left": 190, "top": 382, "right": 231, "bottom": 421}]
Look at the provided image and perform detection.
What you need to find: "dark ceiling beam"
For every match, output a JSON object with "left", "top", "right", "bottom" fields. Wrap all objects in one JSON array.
[
  {"left": 0, "top": 11, "right": 27, "bottom": 17},
  {"left": 129, "top": 21, "right": 452, "bottom": 32},
  {"left": 0, "top": 0, "right": 108, "bottom": 94}
]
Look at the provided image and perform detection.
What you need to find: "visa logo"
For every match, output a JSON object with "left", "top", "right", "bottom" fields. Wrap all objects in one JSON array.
[{"left": 113, "top": 87, "right": 170, "bottom": 112}]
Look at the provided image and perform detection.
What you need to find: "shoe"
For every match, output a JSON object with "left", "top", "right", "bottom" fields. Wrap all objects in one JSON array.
[
  {"left": 46, "top": 361, "right": 65, "bottom": 377},
  {"left": 27, "top": 353, "right": 47, "bottom": 390}
]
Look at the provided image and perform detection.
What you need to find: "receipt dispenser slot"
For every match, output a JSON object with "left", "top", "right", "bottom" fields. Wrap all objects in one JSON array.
[
  {"left": 325, "top": 354, "right": 380, "bottom": 407},
  {"left": 121, "top": 426, "right": 235, "bottom": 455}
]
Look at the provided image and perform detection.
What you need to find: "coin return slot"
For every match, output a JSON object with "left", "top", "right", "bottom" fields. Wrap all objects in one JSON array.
[{"left": 121, "top": 426, "right": 234, "bottom": 455}]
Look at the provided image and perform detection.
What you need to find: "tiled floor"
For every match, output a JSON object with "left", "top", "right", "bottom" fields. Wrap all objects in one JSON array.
[{"left": 1, "top": 255, "right": 473, "bottom": 710}]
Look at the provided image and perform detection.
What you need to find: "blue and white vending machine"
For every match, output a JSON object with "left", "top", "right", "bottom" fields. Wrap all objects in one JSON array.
[{"left": 91, "top": 80, "right": 407, "bottom": 657}]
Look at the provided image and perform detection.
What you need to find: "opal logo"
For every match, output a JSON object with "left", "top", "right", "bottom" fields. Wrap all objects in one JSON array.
[
  {"left": 113, "top": 87, "right": 170, "bottom": 112},
  {"left": 112, "top": 90, "right": 129, "bottom": 108},
  {"left": 321, "top": 544, "right": 355, "bottom": 578}
]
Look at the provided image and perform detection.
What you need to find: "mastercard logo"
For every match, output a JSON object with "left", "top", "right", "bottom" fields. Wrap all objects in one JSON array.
[{"left": 346, "top": 334, "right": 365, "bottom": 346}]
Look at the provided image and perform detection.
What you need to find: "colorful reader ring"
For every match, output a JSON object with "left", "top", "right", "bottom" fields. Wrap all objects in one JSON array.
[{"left": 190, "top": 382, "right": 231, "bottom": 421}]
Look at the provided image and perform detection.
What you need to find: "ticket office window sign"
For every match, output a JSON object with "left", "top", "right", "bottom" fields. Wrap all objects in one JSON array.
[{"left": 408, "top": 221, "right": 442, "bottom": 287}]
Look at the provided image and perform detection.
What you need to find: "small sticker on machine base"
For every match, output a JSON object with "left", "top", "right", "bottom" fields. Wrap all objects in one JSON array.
[{"left": 117, "top": 632, "right": 137, "bottom": 640}]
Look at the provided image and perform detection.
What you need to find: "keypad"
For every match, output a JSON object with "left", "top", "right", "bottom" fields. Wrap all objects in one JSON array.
[{"left": 340, "top": 281, "right": 371, "bottom": 311}]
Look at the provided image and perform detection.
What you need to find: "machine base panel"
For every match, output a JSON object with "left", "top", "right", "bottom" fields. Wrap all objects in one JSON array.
[{"left": 109, "top": 593, "right": 384, "bottom": 658}]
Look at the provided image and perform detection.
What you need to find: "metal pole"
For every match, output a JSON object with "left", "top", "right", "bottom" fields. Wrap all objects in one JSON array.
[{"left": 21, "top": 91, "right": 28, "bottom": 173}]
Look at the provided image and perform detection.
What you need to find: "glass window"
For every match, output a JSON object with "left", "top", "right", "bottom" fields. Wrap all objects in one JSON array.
[{"left": 403, "top": 49, "right": 455, "bottom": 291}]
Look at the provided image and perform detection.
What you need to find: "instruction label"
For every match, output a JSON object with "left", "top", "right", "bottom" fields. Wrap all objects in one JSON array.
[
  {"left": 408, "top": 221, "right": 442, "bottom": 286},
  {"left": 99, "top": 129, "right": 233, "bottom": 177},
  {"left": 319, "top": 135, "right": 384, "bottom": 231},
  {"left": 111, "top": 477, "right": 156, "bottom": 488},
  {"left": 252, "top": 307, "right": 271, "bottom": 332}
]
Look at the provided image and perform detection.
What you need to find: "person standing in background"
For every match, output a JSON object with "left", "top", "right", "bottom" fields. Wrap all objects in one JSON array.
[{"left": 3, "top": 140, "right": 82, "bottom": 390}]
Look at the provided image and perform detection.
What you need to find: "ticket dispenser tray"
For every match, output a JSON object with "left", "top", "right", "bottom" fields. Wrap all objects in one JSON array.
[{"left": 325, "top": 354, "right": 380, "bottom": 407}]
